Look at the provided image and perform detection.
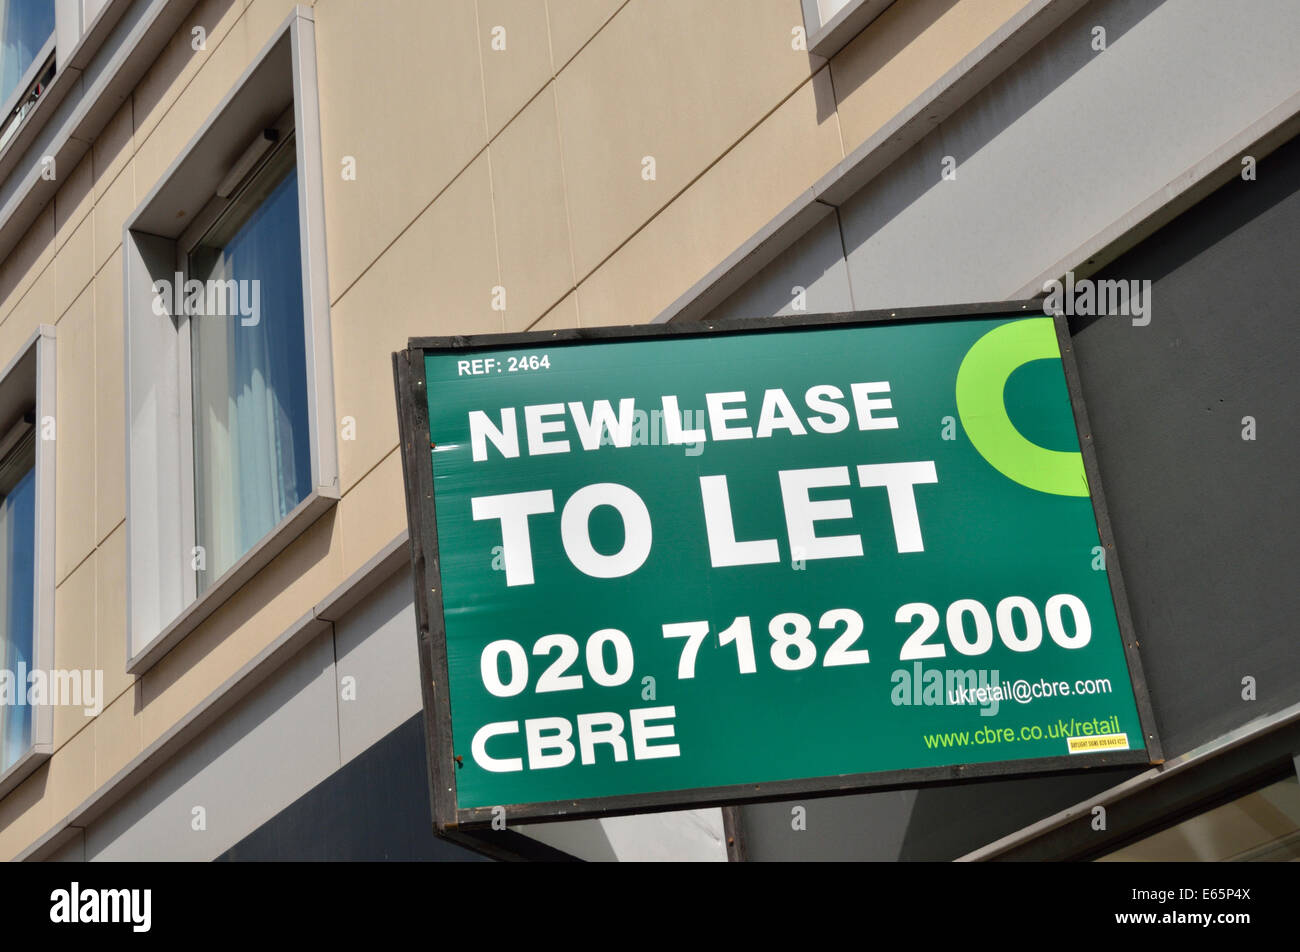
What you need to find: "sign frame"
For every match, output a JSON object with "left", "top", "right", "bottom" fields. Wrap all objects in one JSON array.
[{"left": 393, "top": 301, "right": 1164, "bottom": 834}]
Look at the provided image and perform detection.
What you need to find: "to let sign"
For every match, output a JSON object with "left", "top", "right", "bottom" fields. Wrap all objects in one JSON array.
[{"left": 393, "top": 304, "right": 1161, "bottom": 831}]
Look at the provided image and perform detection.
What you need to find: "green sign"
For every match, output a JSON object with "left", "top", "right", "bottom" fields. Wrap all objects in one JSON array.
[{"left": 396, "top": 306, "right": 1160, "bottom": 828}]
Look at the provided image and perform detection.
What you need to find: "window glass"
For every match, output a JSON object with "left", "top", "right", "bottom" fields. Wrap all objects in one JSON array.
[
  {"left": 0, "top": 427, "right": 36, "bottom": 773},
  {"left": 0, "top": 0, "right": 55, "bottom": 108},
  {"left": 188, "top": 141, "right": 311, "bottom": 593},
  {"left": 816, "top": 0, "right": 853, "bottom": 26}
]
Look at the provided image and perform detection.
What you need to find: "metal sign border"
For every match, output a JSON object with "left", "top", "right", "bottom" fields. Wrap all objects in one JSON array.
[{"left": 393, "top": 300, "right": 1164, "bottom": 834}]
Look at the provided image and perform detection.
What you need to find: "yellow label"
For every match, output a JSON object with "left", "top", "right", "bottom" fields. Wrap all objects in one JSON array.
[{"left": 1067, "top": 732, "right": 1129, "bottom": 754}]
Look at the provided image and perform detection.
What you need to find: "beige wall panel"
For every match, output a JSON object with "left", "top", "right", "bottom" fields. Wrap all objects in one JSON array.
[
  {"left": 547, "top": 0, "right": 625, "bottom": 70},
  {"left": 316, "top": 0, "right": 488, "bottom": 301},
  {"left": 556, "top": 0, "right": 816, "bottom": 279},
  {"left": 529, "top": 289, "right": 579, "bottom": 330},
  {"left": 831, "top": 0, "right": 1032, "bottom": 151},
  {"left": 44, "top": 725, "right": 96, "bottom": 831},
  {"left": 96, "top": 525, "right": 131, "bottom": 704},
  {"left": 138, "top": 511, "right": 343, "bottom": 747},
  {"left": 0, "top": 770, "right": 53, "bottom": 861},
  {"left": 331, "top": 154, "right": 499, "bottom": 494},
  {"left": 338, "top": 448, "right": 406, "bottom": 580},
  {"left": 133, "top": 7, "right": 283, "bottom": 197},
  {"left": 93, "top": 690, "right": 144, "bottom": 789},
  {"left": 93, "top": 164, "right": 135, "bottom": 278},
  {"left": 54, "top": 286, "right": 96, "bottom": 584},
  {"left": 489, "top": 84, "right": 575, "bottom": 332},
  {"left": 54, "top": 154, "right": 94, "bottom": 252},
  {"left": 132, "top": 0, "right": 246, "bottom": 147},
  {"left": 53, "top": 217, "right": 94, "bottom": 322},
  {"left": 243, "top": 0, "right": 304, "bottom": 43},
  {"left": 0, "top": 260, "right": 53, "bottom": 363},
  {"left": 577, "top": 69, "right": 842, "bottom": 326},
  {"left": 0, "top": 205, "right": 54, "bottom": 325},
  {"left": 53, "top": 555, "right": 97, "bottom": 748},
  {"left": 478, "top": 0, "right": 555, "bottom": 138},
  {"left": 92, "top": 100, "right": 135, "bottom": 202},
  {"left": 93, "top": 248, "right": 125, "bottom": 543}
]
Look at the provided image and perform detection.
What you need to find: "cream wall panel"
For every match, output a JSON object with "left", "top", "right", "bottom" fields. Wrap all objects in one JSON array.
[
  {"left": 0, "top": 206, "right": 55, "bottom": 326},
  {"left": 54, "top": 286, "right": 96, "bottom": 583},
  {"left": 0, "top": 771, "right": 51, "bottom": 861},
  {"left": 547, "top": 0, "right": 624, "bottom": 70},
  {"left": 93, "top": 164, "right": 135, "bottom": 277},
  {"left": 54, "top": 155, "right": 94, "bottom": 253},
  {"left": 529, "top": 289, "right": 579, "bottom": 331},
  {"left": 315, "top": 0, "right": 488, "bottom": 301},
  {"left": 0, "top": 264, "right": 54, "bottom": 366},
  {"left": 338, "top": 449, "right": 406, "bottom": 581},
  {"left": 96, "top": 525, "right": 131, "bottom": 704},
  {"left": 92, "top": 100, "right": 135, "bottom": 203},
  {"left": 53, "top": 555, "right": 97, "bottom": 748},
  {"left": 44, "top": 725, "right": 96, "bottom": 830},
  {"left": 831, "top": 0, "right": 1031, "bottom": 152},
  {"left": 478, "top": 0, "right": 555, "bottom": 138},
  {"left": 577, "top": 69, "right": 842, "bottom": 326},
  {"left": 556, "top": 0, "right": 816, "bottom": 279},
  {"left": 132, "top": 0, "right": 246, "bottom": 147},
  {"left": 331, "top": 154, "right": 499, "bottom": 493},
  {"left": 489, "top": 84, "right": 575, "bottom": 332},
  {"left": 133, "top": 5, "right": 285, "bottom": 195},
  {"left": 93, "top": 690, "right": 144, "bottom": 789},
  {"left": 54, "top": 217, "right": 94, "bottom": 322}
]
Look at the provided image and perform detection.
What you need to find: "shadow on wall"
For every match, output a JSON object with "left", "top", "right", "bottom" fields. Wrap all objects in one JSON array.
[
  {"left": 706, "top": 0, "right": 1171, "bottom": 321},
  {"left": 824, "top": 0, "right": 962, "bottom": 105},
  {"left": 837, "top": 0, "right": 1167, "bottom": 251}
]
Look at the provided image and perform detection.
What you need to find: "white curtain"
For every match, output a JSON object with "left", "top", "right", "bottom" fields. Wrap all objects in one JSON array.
[{"left": 190, "top": 163, "right": 310, "bottom": 590}]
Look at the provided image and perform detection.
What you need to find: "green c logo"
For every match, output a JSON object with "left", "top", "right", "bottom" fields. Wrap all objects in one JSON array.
[{"left": 955, "top": 318, "right": 1087, "bottom": 497}]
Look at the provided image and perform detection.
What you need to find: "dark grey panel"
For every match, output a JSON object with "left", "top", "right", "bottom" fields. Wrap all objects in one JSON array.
[
  {"left": 217, "top": 715, "right": 486, "bottom": 862},
  {"left": 1068, "top": 132, "right": 1300, "bottom": 758}
]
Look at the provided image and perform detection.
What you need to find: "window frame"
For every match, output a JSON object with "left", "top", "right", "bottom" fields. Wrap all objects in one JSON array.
[
  {"left": 174, "top": 108, "right": 300, "bottom": 606},
  {"left": 122, "top": 8, "right": 336, "bottom": 675},
  {"left": 799, "top": 0, "right": 895, "bottom": 59},
  {"left": 0, "top": 325, "right": 56, "bottom": 801}
]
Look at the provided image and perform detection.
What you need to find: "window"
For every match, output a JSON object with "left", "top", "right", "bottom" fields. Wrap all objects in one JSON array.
[
  {"left": 799, "top": 0, "right": 894, "bottom": 59},
  {"left": 0, "top": 327, "right": 55, "bottom": 800},
  {"left": 0, "top": 420, "right": 36, "bottom": 773},
  {"left": 183, "top": 128, "right": 312, "bottom": 594},
  {"left": 0, "top": 0, "right": 54, "bottom": 108},
  {"left": 124, "top": 10, "right": 336, "bottom": 673},
  {"left": 0, "top": 0, "right": 56, "bottom": 151}
]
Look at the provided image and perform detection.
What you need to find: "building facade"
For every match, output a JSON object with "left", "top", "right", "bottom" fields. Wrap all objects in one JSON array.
[{"left": 0, "top": 0, "right": 1296, "bottom": 861}]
